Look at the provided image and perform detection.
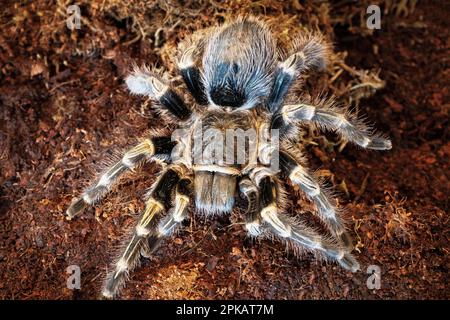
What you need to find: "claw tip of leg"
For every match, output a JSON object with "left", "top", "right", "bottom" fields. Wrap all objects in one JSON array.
[
  {"left": 101, "top": 289, "right": 114, "bottom": 300},
  {"left": 340, "top": 253, "right": 360, "bottom": 273},
  {"left": 65, "top": 210, "right": 74, "bottom": 220},
  {"left": 384, "top": 139, "right": 392, "bottom": 150}
]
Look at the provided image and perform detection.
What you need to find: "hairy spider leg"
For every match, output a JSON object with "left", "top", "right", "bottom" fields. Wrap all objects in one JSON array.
[
  {"left": 274, "top": 100, "right": 392, "bottom": 150},
  {"left": 66, "top": 137, "right": 175, "bottom": 219},
  {"left": 279, "top": 150, "right": 353, "bottom": 248},
  {"left": 239, "top": 178, "right": 261, "bottom": 237},
  {"left": 126, "top": 68, "right": 192, "bottom": 120},
  {"left": 102, "top": 167, "right": 192, "bottom": 299},
  {"left": 247, "top": 175, "right": 359, "bottom": 272},
  {"left": 178, "top": 46, "right": 208, "bottom": 105},
  {"left": 268, "top": 33, "right": 330, "bottom": 112}
]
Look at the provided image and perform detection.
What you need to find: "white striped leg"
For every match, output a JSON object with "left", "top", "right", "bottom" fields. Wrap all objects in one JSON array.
[
  {"left": 126, "top": 66, "right": 191, "bottom": 120},
  {"left": 101, "top": 170, "right": 192, "bottom": 299},
  {"left": 178, "top": 46, "right": 208, "bottom": 105},
  {"left": 66, "top": 137, "right": 175, "bottom": 219},
  {"left": 255, "top": 176, "right": 359, "bottom": 272},
  {"left": 140, "top": 177, "right": 192, "bottom": 258},
  {"left": 279, "top": 151, "right": 353, "bottom": 248},
  {"left": 239, "top": 178, "right": 261, "bottom": 237},
  {"left": 278, "top": 99, "right": 392, "bottom": 150},
  {"left": 268, "top": 33, "right": 329, "bottom": 112}
]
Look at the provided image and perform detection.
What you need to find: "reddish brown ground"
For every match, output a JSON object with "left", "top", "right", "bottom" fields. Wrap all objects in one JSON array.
[{"left": 0, "top": 1, "right": 448, "bottom": 299}]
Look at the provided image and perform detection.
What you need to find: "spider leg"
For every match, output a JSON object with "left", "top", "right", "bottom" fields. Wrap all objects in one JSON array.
[
  {"left": 278, "top": 150, "right": 353, "bottom": 248},
  {"left": 178, "top": 46, "right": 208, "bottom": 105},
  {"left": 268, "top": 33, "right": 329, "bottom": 112},
  {"left": 274, "top": 99, "right": 392, "bottom": 150},
  {"left": 66, "top": 137, "right": 175, "bottom": 219},
  {"left": 248, "top": 175, "right": 359, "bottom": 272},
  {"left": 239, "top": 178, "right": 261, "bottom": 236},
  {"left": 126, "top": 67, "right": 192, "bottom": 120},
  {"left": 140, "top": 177, "right": 193, "bottom": 258},
  {"left": 101, "top": 167, "right": 192, "bottom": 299}
]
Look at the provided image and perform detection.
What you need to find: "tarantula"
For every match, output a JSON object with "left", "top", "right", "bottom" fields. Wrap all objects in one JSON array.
[{"left": 66, "top": 16, "right": 391, "bottom": 299}]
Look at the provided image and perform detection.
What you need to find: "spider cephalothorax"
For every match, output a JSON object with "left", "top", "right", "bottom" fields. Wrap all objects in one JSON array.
[{"left": 66, "top": 16, "right": 391, "bottom": 299}]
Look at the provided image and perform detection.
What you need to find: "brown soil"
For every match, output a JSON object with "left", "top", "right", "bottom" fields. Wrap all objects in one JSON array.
[{"left": 0, "top": 1, "right": 448, "bottom": 299}]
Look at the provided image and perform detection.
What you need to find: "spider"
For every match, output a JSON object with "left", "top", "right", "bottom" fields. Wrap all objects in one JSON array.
[{"left": 66, "top": 16, "right": 391, "bottom": 299}]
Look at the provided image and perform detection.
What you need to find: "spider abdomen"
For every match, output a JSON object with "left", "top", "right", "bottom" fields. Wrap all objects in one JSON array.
[{"left": 203, "top": 17, "right": 276, "bottom": 109}]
